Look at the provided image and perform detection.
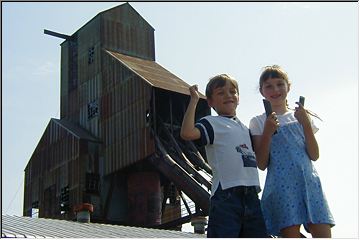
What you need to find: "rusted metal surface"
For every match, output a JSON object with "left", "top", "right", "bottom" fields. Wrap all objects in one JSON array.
[
  {"left": 25, "top": 2, "right": 212, "bottom": 229},
  {"left": 52, "top": 119, "right": 101, "bottom": 143},
  {"left": 106, "top": 50, "right": 207, "bottom": 99},
  {"left": 128, "top": 172, "right": 162, "bottom": 226},
  {"left": 24, "top": 119, "right": 101, "bottom": 219},
  {"left": 101, "top": 52, "right": 155, "bottom": 174},
  {"left": 151, "top": 136, "right": 210, "bottom": 214},
  {"left": 100, "top": 3, "right": 155, "bottom": 61}
]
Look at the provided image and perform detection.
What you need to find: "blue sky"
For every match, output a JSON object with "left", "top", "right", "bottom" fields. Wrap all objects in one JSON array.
[{"left": 2, "top": 2, "right": 358, "bottom": 237}]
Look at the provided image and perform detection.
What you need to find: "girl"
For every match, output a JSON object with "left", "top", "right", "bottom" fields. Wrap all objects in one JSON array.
[{"left": 249, "top": 65, "right": 335, "bottom": 238}]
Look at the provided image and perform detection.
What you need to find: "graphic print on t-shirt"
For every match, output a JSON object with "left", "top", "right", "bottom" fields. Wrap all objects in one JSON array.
[{"left": 235, "top": 144, "right": 257, "bottom": 168}]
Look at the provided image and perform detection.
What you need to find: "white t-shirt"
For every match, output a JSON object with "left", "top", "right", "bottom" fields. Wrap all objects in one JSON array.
[
  {"left": 249, "top": 110, "right": 319, "bottom": 136},
  {"left": 195, "top": 115, "right": 260, "bottom": 196}
]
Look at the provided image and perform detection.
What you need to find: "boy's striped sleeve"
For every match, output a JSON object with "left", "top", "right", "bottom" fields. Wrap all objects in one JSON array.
[{"left": 195, "top": 118, "right": 214, "bottom": 146}]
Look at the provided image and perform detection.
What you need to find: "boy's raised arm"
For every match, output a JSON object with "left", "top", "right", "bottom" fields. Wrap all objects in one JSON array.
[{"left": 180, "top": 85, "right": 201, "bottom": 141}]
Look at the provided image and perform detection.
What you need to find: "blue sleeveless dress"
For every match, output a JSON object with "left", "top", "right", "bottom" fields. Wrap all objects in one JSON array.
[{"left": 261, "top": 120, "right": 335, "bottom": 236}]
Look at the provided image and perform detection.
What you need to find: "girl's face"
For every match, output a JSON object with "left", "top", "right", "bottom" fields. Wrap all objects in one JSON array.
[
  {"left": 208, "top": 80, "right": 239, "bottom": 116},
  {"left": 260, "top": 77, "right": 290, "bottom": 106}
]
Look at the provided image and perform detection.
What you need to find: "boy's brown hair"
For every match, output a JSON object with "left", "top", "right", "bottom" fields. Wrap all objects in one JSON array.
[{"left": 205, "top": 74, "right": 239, "bottom": 99}]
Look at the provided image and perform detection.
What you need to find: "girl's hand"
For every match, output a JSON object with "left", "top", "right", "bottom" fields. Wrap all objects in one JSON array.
[
  {"left": 189, "top": 85, "right": 200, "bottom": 103},
  {"left": 294, "top": 102, "right": 311, "bottom": 127},
  {"left": 263, "top": 112, "right": 279, "bottom": 136}
]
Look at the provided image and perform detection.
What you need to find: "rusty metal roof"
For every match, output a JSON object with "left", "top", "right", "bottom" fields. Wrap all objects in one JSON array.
[
  {"left": 2, "top": 215, "right": 204, "bottom": 238},
  {"left": 51, "top": 118, "right": 102, "bottom": 143},
  {"left": 106, "top": 50, "right": 206, "bottom": 99}
]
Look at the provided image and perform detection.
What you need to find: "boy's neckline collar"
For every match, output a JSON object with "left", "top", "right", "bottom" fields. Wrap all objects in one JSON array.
[{"left": 220, "top": 115, "right": 237, "bottom": 120}]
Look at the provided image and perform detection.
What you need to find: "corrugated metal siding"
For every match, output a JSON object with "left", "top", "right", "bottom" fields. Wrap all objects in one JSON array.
[
  {"left": 2, "top": 215, "right": 204, "bottom": 238},
  {"left": 101, "top": 52, "right": 154, "bottom": 175},
  {"left": 24, "top": 119, "right": 101, "bottom": 219},
  {"left": 100, "top": 4, "right": 155, "bottom": 61},
  {"left": 60, "top": 41, "right": 69, "bottom": 120},
  {"left": 67, "top": 89, "right": 79, "bottom": 123},
  {"left": 25, "top": 2, "right": 211, "bottom": 226},
  {"left": 74, "top": 16, "right": 102, "bottom": 138},
  {"left": 77, "top": 16, "right": 101, "bottom": 67},
  {"left": 60, "top": 37, "right": 80, "bottom": 124},
  {"left": 57, "top": 2, "right": 178, "bottom": 176},
  {"left": 67, "top": 3, "right": 156, "bottom": 139},
  {"left": 78, "top": 72, "right": 101, "bottom": 138},
  {"left": 67, "top": 38, "right": 80, "bottom": 123}
]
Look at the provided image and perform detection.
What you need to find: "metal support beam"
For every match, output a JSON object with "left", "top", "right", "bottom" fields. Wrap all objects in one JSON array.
[
  {"left": 179, "top": 191, "right": 192, "bottom": 216},
  {"left": 150, "top": 136, "right": 210, "bottom": 213},
  {"left": 44, "top": 29, "right": 72, "bottom": 40}
]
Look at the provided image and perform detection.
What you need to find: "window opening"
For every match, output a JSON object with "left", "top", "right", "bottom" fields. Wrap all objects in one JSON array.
[{"left": 88, "top": 46, "right": 95, "bottom": 64}]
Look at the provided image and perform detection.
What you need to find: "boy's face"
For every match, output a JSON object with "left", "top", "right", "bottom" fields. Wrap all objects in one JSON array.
[{"left": 207, "top": 80, "right": 239, "bottom": 116}]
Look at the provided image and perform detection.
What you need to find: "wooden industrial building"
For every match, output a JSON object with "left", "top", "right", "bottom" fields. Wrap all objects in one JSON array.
[{"left": 24, "top": 3, "right": 212, "bottom": 230}]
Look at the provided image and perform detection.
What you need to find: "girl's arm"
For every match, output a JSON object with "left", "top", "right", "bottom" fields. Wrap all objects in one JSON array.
[
  {"left": 252, "top": 134, "right": 271, "bottom": 171},
  {"left": 180, "top": 85, "right": 201, "bottom": 141},
  {"left": 252, "top": 113, "right": 279, "bottom": 170},
  {"left": 295, "top": 103, "right": 319, "bottom": 161}
]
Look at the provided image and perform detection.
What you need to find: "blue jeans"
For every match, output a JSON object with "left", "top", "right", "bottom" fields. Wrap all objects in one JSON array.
[{"left": 207, "top": 184, "right": 268, "bottom": 238}]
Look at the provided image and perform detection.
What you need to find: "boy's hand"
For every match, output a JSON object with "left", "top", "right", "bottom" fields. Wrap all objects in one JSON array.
[
  {"left": 189, "top": 85, "right": 200, "bottom": 103},
  {"left": 181, "top": 85, "right": 201, "bottom": 141},
  {"left": 294, "top": 102, "right": 311, "bottom": 128},
  {"left": 263, "top": 112, "right": 279, "bottom": 136}
]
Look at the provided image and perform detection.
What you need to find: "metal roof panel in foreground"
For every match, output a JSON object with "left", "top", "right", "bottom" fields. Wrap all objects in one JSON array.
[
  {"left": 106, "top": 50, "right": 207, "bottom": 99},
  {"left": 1, "top": 215, "right": 204, "bottom": 238}
]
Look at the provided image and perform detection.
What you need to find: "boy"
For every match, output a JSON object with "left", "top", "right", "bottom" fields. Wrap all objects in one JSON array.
[{"left": 180, "top": 74, "right": 267, "bottom": 238}]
